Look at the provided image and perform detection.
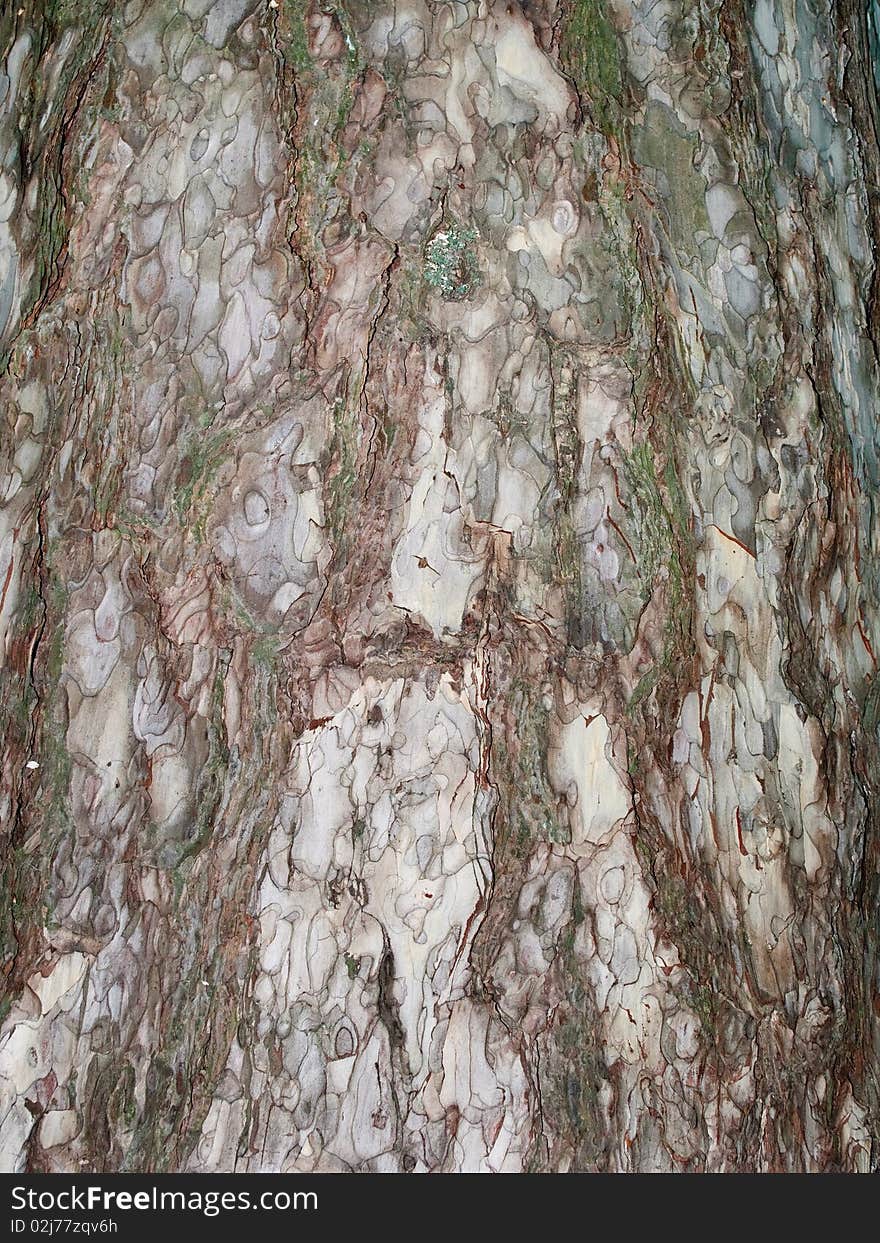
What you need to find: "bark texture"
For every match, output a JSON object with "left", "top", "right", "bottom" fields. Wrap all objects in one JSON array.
[{"left": 1, "top": 0, "right": 880, "bottom": 1173}]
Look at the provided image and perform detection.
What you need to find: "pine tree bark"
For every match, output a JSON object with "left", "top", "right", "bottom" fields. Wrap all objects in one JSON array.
[{"left": 1, "top": 0, "right": 879, "bottom": 1173}]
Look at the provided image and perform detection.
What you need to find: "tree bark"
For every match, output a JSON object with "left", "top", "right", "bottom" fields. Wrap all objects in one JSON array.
[{"left": 1, "top": 0, "right": 879, "bottom": 1173}]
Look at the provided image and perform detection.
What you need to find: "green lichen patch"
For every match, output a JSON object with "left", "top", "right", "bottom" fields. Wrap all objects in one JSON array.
[
  {"left": 548, "top": 356, "right": 586, "bottom": 644},
  {"left": 281, "top": 0, "right": 313, "bottom": 75},
  {"left": 560, "top": 0, "right": 623, "bottom": 130},
  {"left": 596, "top": 176, "right": 646, "bottom": 347},
  {"left": 0, "top": 570, "right": 71, "bottom": 962},
  {"left": 424, "top": 224, "right": 480, "bottom": 300},
  {"left": 41, "top": 641, "right": 74, "bottom": 851},
  {"left": 624, "top": 443, "right": 681, "bottom": 592},
  {"left": 494, "top": 680, "right": 568, "bottom": 857},
  {"left": 251, "top": 633, "right": 283, "bottom": 672},
  {"left": 175, "top": 661, "right": 230, "bottom": 873},
  {"left": 323, "top": 397, "right": 359, "bottom": 551},
  {"left": 46, "top": 0, "right": 111, "bottom": 28},
  {"left": 333, "top": 2, "right": 363, "bottom": 133},
  {"left": 536, "top": 887, "right": 608, "bottom": 1170},
  {"left": 632, "top": 101, "right": 711, "bottom": 252},
  {"left": 173, "top": 430, "right": 231, "bottom": 540},
  {"left": 284, "top": 4, "right": 365, "bottom": 264},
  {"left": 621, "top": 438, "right": 695, "bottom": 714}
]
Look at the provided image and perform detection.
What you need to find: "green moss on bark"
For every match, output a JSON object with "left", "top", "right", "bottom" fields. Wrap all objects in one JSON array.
[{"left": 560, "top": 0, "right": 623, "bottom": 129}]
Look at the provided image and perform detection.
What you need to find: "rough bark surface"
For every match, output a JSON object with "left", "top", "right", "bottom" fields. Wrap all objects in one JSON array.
[{"left": 1, "top": 0, "right": 879, "bottom": 1173}]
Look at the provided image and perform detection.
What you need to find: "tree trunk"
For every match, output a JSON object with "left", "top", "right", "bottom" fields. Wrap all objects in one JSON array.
[{"left": 1, "top": 0, "right": 879, "bottom": 1173}]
